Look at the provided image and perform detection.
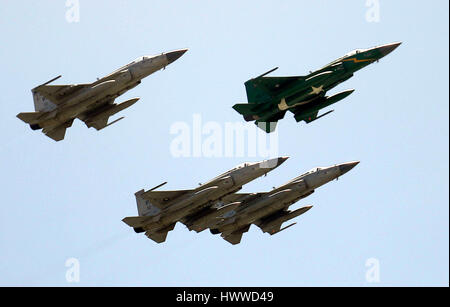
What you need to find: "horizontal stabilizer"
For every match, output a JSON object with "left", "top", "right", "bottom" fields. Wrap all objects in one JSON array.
[
  {"left": 122, "top": 216, "right": 151, "bottom": 228},
  {"left": 232, "top": 103, "right": 260, "bottom": 117},
  {"left": 16, "top": 112, "right": 42, "bottom": 124}
]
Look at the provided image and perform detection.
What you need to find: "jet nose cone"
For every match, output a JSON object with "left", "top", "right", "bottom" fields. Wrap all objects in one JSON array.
[
  {"left": 378, "top": 42, "right": 402, "bottom": 58},
  {"left": 259, "top": 156, "right": 289, "bottom": 169},
  {"left": 278, "top": 156, "right": 289, "bottom": 166},
  {"left": 338, "top": 161, "right": 360, "bottom": 175},
  {"left": 166, "top": 49, "right": 188, "bottom": 64}
]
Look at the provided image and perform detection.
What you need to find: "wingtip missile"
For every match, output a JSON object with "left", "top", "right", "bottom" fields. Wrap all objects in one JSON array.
[
  {"left": 314, "top": 110, "right": 334, "bottom": 121},
  {"left": 32, "top": 75, "right": 62, "bottom": 91},
  {"left": 149, "top": 182, "right": 168, "bottom": 192},
  {"left": 103, "top": 116, "right": 124, "bottom": 129},
  {"left": 297, "top": 110, "right": 335, "bottom": 123},
  {"left": 255, "top": 67, "right": 279, "bottom": 79},
  {"left": 271, "top": 222, "right": 297, "bottom": 235}
]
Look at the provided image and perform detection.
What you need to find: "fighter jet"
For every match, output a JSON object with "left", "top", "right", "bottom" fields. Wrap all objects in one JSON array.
[
  {"left": 122, "top": 157, "right": 288, "bottom": 243},
  {"left": 209, "top": 161, "right": 359, "bottom": 245},
  {"left": 17, "top": 49, "right": 188, "bottom": 141},
  {"left": 233, "top": 42, "right": 401, "bottom": 132}
]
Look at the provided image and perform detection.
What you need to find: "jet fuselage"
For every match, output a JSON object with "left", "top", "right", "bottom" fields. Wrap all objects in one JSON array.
[
  {"left": 124, "top": 157, "right": 288, "bottom": 241},
  {"left": 233, "top": 42, "right": 401, "bottom": 132},
  {"left": 212, "top": 161, "right": 359, "bottom": 235},
  {"left": 17, "top": 49, "right": 187, "bottom": 140}
]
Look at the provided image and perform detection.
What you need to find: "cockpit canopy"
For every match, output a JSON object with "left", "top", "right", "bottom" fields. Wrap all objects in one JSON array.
[
  {"left": 133, "top": 56, "right": 144, "bottom": 62},
  {"left": 308, "top": 167, "right": 321, "bottom": 173},
  {"left": 323, "top": 48, "right": 368, "bottom": 68},
  {"left": 132, "top": 56, "right": 153, "bottom": 62},
  {"left": 235, "top": 162, "right": 251, "bottom": 169},
  {"left": 343, "top": 49, "right": 366, "bottom": 57}
]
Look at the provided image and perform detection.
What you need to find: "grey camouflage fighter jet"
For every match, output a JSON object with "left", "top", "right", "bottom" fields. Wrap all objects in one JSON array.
[
  {"left": 122, "top": 157, "right": 288, "bottom": 243},
  {"left": 208, "top": 161, "right": 359, "bottom": 244},
  {"left": 17, "top": 49, "right": 187, "bottom": 141}
]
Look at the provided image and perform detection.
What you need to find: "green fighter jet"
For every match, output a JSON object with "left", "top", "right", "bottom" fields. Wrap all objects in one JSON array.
[{"left": 233, "top": 42, "right": 401, "bottom": 132}]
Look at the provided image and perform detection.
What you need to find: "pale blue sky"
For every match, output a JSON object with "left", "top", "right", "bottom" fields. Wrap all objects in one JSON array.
[{"left": 0, "top": 1, "right": 448, "bottom": 286}]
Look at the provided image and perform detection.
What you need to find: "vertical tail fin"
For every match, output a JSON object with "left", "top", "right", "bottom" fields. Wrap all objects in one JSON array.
[
  {"left": 32, "top": 75, "right": 61, "bottom": 112},
  {"left": 135, "top": 189, "right": 161, "bottom": 217}
]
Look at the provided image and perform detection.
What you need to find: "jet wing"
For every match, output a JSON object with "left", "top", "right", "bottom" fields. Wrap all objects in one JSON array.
[
  {"left": 85, "top": 117, "right": 109, "bottom": 130},
  {"left": 291, "top": 109, "right": 319, "bottom": 123},
  {"left": 254, "top": 209, "right": 290, "bottom": 234},
  {"left": 32, "top": 84, "right": 90, "bottom": 111},
  {"left": 245, "top": 76, "right": 304, "bottom": 103},
  {"left": 33, "top": 84, "right": 89, "bottom": 103},
  {"left": 80, "top": 115, "right": 125, "bottom": 131},
  {"left": 79, "top": 98, "right": 139, "bottom": 131},
  {"left": 255, "top": 206, "right": 312, "bottom": 234},
  {"left": 219, "top": 192, "right": 265, "bottom": 205},
  {"left": 140, "top": 189, "right": 193, "bottom": 209},
  {"left": 257, "top": 221, "right": 297, "bottom": 235}
]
